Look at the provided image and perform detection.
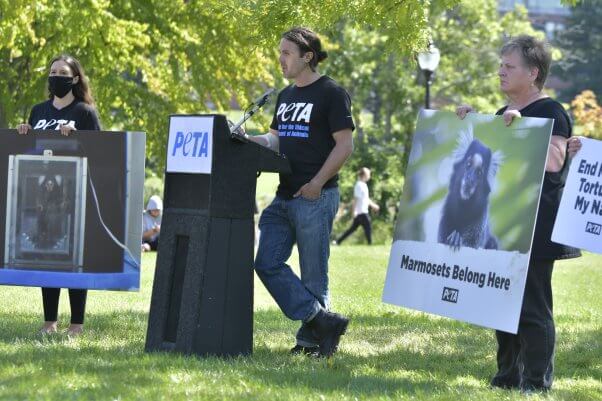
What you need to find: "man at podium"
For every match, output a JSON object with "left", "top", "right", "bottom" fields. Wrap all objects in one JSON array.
[{"left": 249, "top": 27, "right": 354, "bottom": 357}]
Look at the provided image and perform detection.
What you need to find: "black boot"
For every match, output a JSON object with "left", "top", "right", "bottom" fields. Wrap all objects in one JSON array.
[
  {"left": 306, "top": 310, "right": 349, "bottom": 357},
  {"left": 290, "top": 344, "right": 320, "bottom": 357}
]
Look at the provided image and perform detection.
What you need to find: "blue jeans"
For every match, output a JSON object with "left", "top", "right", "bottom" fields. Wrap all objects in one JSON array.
[{"left": 255, "top": 187, "right": 339, "bottom": 347}]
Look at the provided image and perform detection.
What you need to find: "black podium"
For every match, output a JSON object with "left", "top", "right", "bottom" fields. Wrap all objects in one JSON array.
[{"left": 145, "top": 114, "right": 290, "bottom": 357}]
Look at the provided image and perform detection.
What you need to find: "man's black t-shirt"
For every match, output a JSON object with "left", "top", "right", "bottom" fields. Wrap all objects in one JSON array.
[
  {"left": 270, "top": 75, "right": 355, "bottom": 199},
  {"left": 497, "top": 97, "right": 580, "bottom": 260},
  {"left": 28, "top": 99, "right": 101, "bottom": 131}
]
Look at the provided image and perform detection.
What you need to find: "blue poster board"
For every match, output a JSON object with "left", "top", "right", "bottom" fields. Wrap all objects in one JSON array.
[{"left": 0, "top": 130, "right": 145, "bottom": 291}]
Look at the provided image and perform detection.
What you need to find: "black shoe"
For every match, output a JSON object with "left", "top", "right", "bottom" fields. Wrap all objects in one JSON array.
[
  {"left": 490, "top": 376, "right": 520, "bottom": 390},
  {"left": 290, "top": 344, "right": 320, "bottom": 357},
  {"left": 307, "top": 310, "right": 349, "bottom": 357},
  {"left": 520, "top": 383, "right": 549, "bottom": 395}
]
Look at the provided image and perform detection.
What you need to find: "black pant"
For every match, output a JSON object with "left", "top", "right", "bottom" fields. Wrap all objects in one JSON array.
[
  {"left": 492, "top": 258, "right": 555, "bottom": 391},
  {"left": 41, "top": 287, "right": 88, "bottom": 324},
  {"left": 337, "top": 213, "right": 372, "bottom": 244}
]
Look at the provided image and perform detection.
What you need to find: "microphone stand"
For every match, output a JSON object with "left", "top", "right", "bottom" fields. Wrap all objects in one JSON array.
[{"left": 229, "top": 89, "right": 274, "bottom": 142}]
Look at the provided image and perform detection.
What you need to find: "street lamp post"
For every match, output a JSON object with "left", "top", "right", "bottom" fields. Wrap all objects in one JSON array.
[{"left": 417, "top": 43, "right": 441, "bottom": 109}]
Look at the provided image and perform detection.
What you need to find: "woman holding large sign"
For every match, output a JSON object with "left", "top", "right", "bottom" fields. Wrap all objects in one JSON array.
[
  {"left": 16, "top": 54, "right": 101, "bottom": 336},
  {"left": 457, "top": 35, "right": 580, "bottom": 393}
]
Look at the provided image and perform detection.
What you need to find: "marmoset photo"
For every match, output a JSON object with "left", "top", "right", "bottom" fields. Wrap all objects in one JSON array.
[
  {"left": 0, "top": 131, "right": 145, "bottom": 290},
  {"left": 438, "top": 131, "right": 503, "bottom": 251},
  {"left": 5, "top": 155, "right": 86, "bottom": 271},
  {"left": 394, "top": 110, "right": 549, "bottom": 254}
]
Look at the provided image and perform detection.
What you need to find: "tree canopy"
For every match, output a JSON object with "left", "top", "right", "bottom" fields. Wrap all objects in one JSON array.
[
  {"left": 1, "top": 0, "right": 548, "bottom": 242},
  {"left": 554, "top": 0, "right": 602, "bottom": 102},
  {"left": 0, "top": 0, "right": 464, "bottom": 162},
  {"left": 321, "top": 1, "right": 538, "bottom": 241}
]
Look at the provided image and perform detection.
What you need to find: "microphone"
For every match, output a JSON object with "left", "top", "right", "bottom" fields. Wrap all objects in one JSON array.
[
  {"left": 251, "top": 88, "right": 275, "bottom": 108},
  {"left": 229, "top": 88, "right": 277, "bottom": 138}
]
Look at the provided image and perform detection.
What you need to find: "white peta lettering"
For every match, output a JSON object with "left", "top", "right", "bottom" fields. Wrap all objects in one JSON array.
[
  {"left": 276, "top": 102, "right": 313, "bottom": 123},
  {"left": 32, "top": 119, "right": 76, "bottom": 130}
]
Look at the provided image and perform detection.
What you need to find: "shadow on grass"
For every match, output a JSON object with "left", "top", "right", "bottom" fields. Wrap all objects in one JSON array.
[{"left": 1, "top": 308, "right": 600, "bottom": 400}]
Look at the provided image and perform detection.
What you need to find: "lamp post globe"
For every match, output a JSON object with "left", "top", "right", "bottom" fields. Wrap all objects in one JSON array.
[{"left": 417, "top": 43, "right": 441, "bottom": 109}]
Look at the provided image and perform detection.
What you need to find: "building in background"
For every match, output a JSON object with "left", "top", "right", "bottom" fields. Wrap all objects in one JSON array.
[
  {"left": 499, "top": 0, "right": 570, "bottom": 39},
  {"left": 499, "top": 0, "right": 573, "bottom": 91}
]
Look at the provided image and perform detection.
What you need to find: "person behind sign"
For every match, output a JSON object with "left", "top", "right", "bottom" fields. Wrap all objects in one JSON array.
[
  {"left": 142, "top": 195, "right": 162, "bottom": 252},
  {"left": 248, "top": 27, "right": 354, "bottom": 357},
  {"left": 334, "top": 167, "right": 379, "bottom": 245},
  {"left": 16, "top": 54, "right": 101, "bottom": 336},
  {"left": 457, "top": 35, "right": 580, "bottom": 393}
]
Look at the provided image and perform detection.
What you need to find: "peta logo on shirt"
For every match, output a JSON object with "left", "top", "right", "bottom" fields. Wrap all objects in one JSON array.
[
  {"left": 33, "top": 119, "right": 76, "bottom": 130},
  {"left": 166, "top": 115, "right": 214, "bottom": 174},
  {"left": 276, "top": 103, "right": 313, "bottom": 123}
]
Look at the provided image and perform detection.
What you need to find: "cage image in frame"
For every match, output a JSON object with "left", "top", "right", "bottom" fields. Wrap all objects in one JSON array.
[{"left": 4, "top": 154, "right": 87, "bottom": 271}]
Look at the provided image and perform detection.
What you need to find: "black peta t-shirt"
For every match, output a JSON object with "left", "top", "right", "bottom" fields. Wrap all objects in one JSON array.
[
  {"left": 28, "top": 99, "right": 101, "bottom": 131},
  {"left": 270, "top": 75, "right": 355, "bottom": 199},
  {"left": 497, "top": 97, "right": 580, "bottom": 260}
]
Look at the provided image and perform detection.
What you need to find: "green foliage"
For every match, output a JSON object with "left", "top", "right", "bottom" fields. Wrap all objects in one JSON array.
[
  {"left": 0, "top": 0, "right": 546, "bottom": 244},
  {"left": 0, "top": 248, "right": 600, "bottom": 400},
  {"left": 244, "top": 0, "right": 461, "bottom": 55},
  {"left": 0, "top": 0, "right": 150, "bottom": 128},
  {"left": 330, "top": 0, "right": 537, "bottom": 243},
  {"left": 432, "top": 2, "right": 540, "bottom": 112},
  {"left": 143, "top": 171, "right": 163, "bottom": 208},
  {"left": 334, "top": 125, "right": 407, "bottom": 245},
  {"left": 0, "top": 0, "right": 278, "bottom": 164},
  {"left": 0, "top": 0, "right": 463, "bottom": 167},
  {"left": 554, "top": 0, "right": 602, "bottom": 102}
]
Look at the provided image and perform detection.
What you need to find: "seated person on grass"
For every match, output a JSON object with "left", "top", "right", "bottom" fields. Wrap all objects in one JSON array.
[{"left": 142, "top": 195, "right": 162, "bottom": 252}]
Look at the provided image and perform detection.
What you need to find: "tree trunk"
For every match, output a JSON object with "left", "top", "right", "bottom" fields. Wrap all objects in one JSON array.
[
  {"left": 0, "top": 104, "right": 7, "bottom": 129},
  {"left": 354, "top": 110, "right": 364, "bottom": 147}
]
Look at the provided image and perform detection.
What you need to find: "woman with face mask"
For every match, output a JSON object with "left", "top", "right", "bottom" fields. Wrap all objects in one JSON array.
[
  {"left": 16, "top": 54, "right": 101, "bottom": 336},
  {"left": 17, "top": 54, "right": 100, "bottom": 136}
]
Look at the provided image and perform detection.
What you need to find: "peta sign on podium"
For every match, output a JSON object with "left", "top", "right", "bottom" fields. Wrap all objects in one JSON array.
[
  {"left": 147, "top": 114, "right": 291, "bottom": 357},
  {"left": 166, "top": 115, "right": 214, "bottom": 174}
]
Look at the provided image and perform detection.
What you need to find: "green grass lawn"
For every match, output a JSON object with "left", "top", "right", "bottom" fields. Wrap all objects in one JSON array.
[
  {"left": 0, "top": 248, "right": 600, "bottom": 401},
  {"left": 256, "top": 172, "right": 279, "bottom": 210}
]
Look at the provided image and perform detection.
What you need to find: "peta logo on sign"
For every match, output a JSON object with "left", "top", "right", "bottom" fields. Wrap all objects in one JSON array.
[
  {"left": 585, "top": 221, "right": 601, "bottom": 235},
  {"left": 441, "top": 287, "right": 459, "bottom": 303},
  {"left": 171, "top": 131, "right": 209, "bottom": 158},
  {"left": 166, "top": 116, "right": 214, "bottom": 174}
]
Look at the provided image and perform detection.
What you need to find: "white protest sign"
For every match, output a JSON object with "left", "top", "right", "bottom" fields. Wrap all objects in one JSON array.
[
  {"left": 166, "top": 116, "right": 214, "bottom": 174},
  {"left": 552, "top": 137, "right": 602, "bottom": 254},
  {"left": 383, "top": 110, "right": 553, "bottom": 333},
  {"left": 384, "top": 241, "right": 529, "bottom": 333}
]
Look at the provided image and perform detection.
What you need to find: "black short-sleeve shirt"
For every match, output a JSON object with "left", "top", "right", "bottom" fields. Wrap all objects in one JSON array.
[
  {"left": 28, "top": 99, "right": 101, "bottom": 131},
  {"left": 270, "top": 75, "right": 355, "bottom": 199},
  {"left": 497, "top": 97, "right": 581, "bottom": 260}
]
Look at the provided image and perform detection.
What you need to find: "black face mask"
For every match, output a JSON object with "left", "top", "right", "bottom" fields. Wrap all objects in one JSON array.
[{"left": 48, "top": 76, "right": 75, "bottom": 98}]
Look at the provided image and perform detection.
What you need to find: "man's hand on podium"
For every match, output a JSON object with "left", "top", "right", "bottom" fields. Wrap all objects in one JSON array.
[
  {"left": 247, "top": 131, "right": 280, "bottom": 152},
  {"left": 227, "top": 119, "right": 250, "bottom": 144}
]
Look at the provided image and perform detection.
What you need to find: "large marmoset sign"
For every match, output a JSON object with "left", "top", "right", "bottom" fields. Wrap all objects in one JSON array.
[
  {"left": 0, "top": 130, "right": 145, "bottom": 291},
  {"left": 383, "top": 110, "right": 553, "bottom": 333}
]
